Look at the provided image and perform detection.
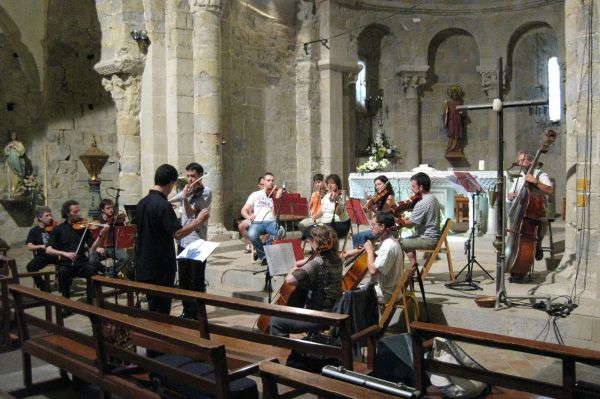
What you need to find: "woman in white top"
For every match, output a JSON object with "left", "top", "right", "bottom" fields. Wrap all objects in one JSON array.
[{"left": 303, "top": 174, "right": 351, "bottom": 239}]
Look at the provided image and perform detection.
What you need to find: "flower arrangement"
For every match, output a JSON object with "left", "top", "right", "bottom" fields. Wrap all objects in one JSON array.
[
  {"left": 356, "top": 127, "right": 398, "bottom": 173},
  {"left": 21, "top": 174, "right": 44, "bottom": 202}
]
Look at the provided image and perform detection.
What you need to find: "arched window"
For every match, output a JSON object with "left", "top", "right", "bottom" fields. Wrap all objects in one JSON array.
[
  {"left": 356, "top": 61, "right": 366, "bottom": 106},
  {"left": 548, "top": 56, "right": 561, "bottom": 122}
]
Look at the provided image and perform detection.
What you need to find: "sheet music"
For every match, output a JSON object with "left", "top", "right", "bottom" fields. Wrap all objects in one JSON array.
[
  {"left": 176, "top": 239, "right": 220, "bottom": 262},
  {"left": 264, "top": 243, "right": 296, "bottom": 276}
]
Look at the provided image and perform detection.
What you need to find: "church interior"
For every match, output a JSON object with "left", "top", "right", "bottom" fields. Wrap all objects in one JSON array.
[{"left": 1, "top": 0, "right": 600, "bottom": 397}]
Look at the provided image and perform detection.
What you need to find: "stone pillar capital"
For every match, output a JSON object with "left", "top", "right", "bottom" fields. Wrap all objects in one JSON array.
[
  {"left": 94, "top": 56, "right": 146, "bottom": 77},
  {"left": 188, "top": 0, "right": 222, "bottom": 13},
  {"left": 396, "top": 65, "right": 428, "bottom": 96}
]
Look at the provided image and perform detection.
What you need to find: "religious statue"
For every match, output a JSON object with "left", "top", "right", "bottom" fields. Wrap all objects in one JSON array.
[
  {"left": 4, "top": 131, "right": 26, "bottom": 198},
  {"left": 443, "top": 85, "right": 465, "bottom": 158}
]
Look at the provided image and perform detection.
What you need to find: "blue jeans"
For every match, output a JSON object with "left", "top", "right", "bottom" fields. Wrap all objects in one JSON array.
[
  {"left": 249, "top": 221, "right": 279, "bottom": 261},
  {"left": 352, "top": 230, "right": 375, "bottom": 248}
]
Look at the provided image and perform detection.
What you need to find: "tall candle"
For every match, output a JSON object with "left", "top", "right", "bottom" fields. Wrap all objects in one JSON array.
[{"left": 478, "top": 160, "right": 485, "bottom": 171}]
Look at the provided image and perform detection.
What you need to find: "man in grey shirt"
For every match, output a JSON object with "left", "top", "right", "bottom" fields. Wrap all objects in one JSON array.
[
  {"left": 397, "top": 172, "right": 440, "bottom": 269},
  {"left": 170, "top": 162, "right": 211, "bottom": 319}
]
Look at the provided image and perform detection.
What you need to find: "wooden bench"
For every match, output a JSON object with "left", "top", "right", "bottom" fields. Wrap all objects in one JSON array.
[
  {"left": 259, "top": 360, "right": 413, "bottom": 399},
  {"left": 1, "top": 259, "right": 54, "bottom": 349},
  {"left": 411, "top": 321, "right": 600, "bottom": 399},
  {"left": 92, "top": 275, "right": 380, "bottom": 372},
  {"left": 8, "top": 284, "right": 261, "bottom": 399}
]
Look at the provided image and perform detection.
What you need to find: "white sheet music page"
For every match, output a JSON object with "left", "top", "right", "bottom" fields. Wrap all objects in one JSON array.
[
  {"left": 176, "top": 239, "right": 220, "bottom": 262},
  {"left": 264, "top": 243, "right": 296, "bottom": 276}
]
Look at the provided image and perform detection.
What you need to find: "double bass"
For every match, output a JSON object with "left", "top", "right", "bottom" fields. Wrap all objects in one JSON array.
[{"left": 505, "top": 130, "right": 557, "bottom": 276}]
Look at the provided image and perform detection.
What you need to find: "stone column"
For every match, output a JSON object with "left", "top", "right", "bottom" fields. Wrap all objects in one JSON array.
[
  {"left": 98, "top": 73, "right": 143, "bottom": 206},
  {"left": 343, "top": 71, "right": 359, "bottom": 178},
  {"left": 189, "top": 0, "right": 227, "bottom": 238},
  {"left": 396, "top": 66, "right": 428, "bottom": 169}
]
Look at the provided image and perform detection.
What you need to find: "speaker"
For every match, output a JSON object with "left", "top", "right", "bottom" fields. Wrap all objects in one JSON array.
[{"left": 372, "top": 333, "right": 415, "bottom": 386}]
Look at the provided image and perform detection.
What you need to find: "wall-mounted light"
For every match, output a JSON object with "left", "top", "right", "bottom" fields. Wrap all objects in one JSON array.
[{"left": 130, "top": 30, "right": 150, "bottom": 51}]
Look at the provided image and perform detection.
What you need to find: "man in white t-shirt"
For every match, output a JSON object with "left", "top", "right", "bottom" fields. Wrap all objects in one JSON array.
[
  {"left": 507, "top": 150, "right": 554, "bottom": 261},
  {"left": 363, "top": 211, "right": 402, "bottom": 303},
  {"left": 240, "top": 172, "right": 283, "bottom": 265}
]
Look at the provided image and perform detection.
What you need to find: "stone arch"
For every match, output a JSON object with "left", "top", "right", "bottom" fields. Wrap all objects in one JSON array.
[
  {"left": 505, "top": 21, "right": 556, "bottom": 90},
  {"left": 354, "top": 23, "right": 392, "bottom": 155},
  {"left": 422, "top": 28, "right": 481, "bottom": 168},
  {"left": 0, "top": 5, "right": 40, "bottom": 90}
]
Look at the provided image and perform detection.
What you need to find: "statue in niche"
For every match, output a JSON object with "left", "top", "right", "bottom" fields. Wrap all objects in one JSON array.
[
  {"left": 443, "top": 85, "right": 466, "bottom": 158},
  {"left": 4, "top": 131, "right": 26, "bottom": 198}
]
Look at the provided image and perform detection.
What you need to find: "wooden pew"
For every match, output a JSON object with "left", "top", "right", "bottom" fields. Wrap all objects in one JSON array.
[
  {"left": 8, "top": 284, "right": 261, "bottom": 399},
  {"left": 411, "top": 321, "right": 600, "bottom": 399},
  {"left": 1, "top": 259, "right": 54, "bottom": 349},
  {"left": 92, "top": 275, "right": 380, "bottom": 372},
  {"left": 259, "top": 360, "right": 413, "bottom": 399}
]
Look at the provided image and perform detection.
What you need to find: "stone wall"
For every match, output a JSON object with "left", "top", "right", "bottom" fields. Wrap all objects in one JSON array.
[
  {"left": 221, "top": 1, "right": 298, "bottom": 227},
  {"left": 0, "top": 0, "right": 116, "bottom": 246}
]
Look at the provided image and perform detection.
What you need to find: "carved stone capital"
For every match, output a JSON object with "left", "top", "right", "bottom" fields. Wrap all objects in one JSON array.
[
  {"left": 101, "top": 74, "right": 142, "bottom": 117},
  {"left": 94, "top": 56, "right": 146, "bottom": 77},
  {"left": 396, "top": 65, "right": 429, "bottom": 90},
  {"left": 188, "top": 0, "right": 222, "bottom": 13}
]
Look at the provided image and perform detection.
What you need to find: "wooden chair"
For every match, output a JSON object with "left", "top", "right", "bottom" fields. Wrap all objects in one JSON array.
[
  {"left": 378, "top": 263, "right": 420, "bottom": 334},
  {"left": 418, "top": 218, "right": 455, "bottom": 281}
]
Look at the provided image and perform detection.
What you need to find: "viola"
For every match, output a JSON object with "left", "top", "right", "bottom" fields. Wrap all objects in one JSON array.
[
  {"left": 391, "top": 193, "right": 422, "bottom": 217},
  {"left": 265, "top": 185, "right": 278, "bottom": 198}
]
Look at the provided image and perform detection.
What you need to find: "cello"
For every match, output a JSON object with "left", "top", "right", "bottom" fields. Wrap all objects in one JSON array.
[
  {"left": 341, "top": 194, "right": 421, "bottom": 291},
  {"left": 505, "top": 130, "right": 557, "bottom": 276}
]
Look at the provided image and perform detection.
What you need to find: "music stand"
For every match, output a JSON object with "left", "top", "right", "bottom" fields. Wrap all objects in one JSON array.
[
  {"left": 446, "top": 172, "right": 494, "bottom": 291},
  {"left": 346, "top": 198, "right": 368, "bottom": 233},
  {"left": 124, "top": 205, "right": 137, "bottom": 224},
  {"left": 273, "top": 194, "right": 308, "bottom": 236}
]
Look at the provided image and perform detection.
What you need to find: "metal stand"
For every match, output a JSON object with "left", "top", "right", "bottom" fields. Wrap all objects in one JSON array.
[{"left": 446, "top": 220, "right": 493, "bottom": 291}]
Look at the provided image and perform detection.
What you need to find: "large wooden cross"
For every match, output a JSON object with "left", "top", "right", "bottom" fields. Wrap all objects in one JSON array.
[{"left": 455, "top": 58, "right": 547, "bottom": 306}]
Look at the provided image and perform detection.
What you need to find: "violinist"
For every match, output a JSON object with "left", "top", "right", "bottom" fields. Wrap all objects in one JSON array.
[
  {"left": 396, "top": 172, "right": 441, "bottom": 269},
  {"left": 303, "top": 174, "right": 351, "bottom": 240},
  {"left": 239, "top": 176, "right": 265, "bottom": 254},
  {"left": 241, "top": 172, "right": 284, "bottom": 266},
  {"left": 270, "top": 225, "right": 342, "bottom": 337},
  {"left": 507, "top": 150, "right": 554, "bottom": 261},
  {"left": 169, "top": 162, "right": 212, "bottom": 319},
  {"left": 298, "top": 173, "right": 326, "bottom": 234},
  {"left": 46, "top": 200, "right": 108, "bottom": 311},
  {"left": 89, "top": 199, "right": 130, "bottom": 277},
  {"left": 352, "top": 175, "right": 395, "bottom": 248},
  {"left": 25, "top": 206, "right": 59, "bottom": 289}
]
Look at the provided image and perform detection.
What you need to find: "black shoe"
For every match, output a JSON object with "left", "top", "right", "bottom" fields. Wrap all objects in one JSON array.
[
  {"left": 261, "top": 258, "right": 268, "bottom": 267},
  {"left": 62, "top": 309, "right": 73, "bottom": 318},
  {"left": 535, "top": 246, "right": 544, "bottom": 261}
]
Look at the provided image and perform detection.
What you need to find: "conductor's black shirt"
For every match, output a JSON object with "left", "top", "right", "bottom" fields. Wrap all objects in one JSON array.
[{"left": 134, "top": 189, "right": 181, "bottom": 283}]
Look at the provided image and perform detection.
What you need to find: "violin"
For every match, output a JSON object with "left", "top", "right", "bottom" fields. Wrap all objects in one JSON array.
[
  {"left": 45, "top": 220, "right": 60, "bottom": 232},
  {"left": 265, "top": 185, "right": 278, "bottom": 198},
  {"left": 71, "top": 218, "right": 103, "bottom": 231},
  {"left": 106, "top": 213, "right": 127, "bottom": 226},
  {"left": 363, "top": 187, "right": 390, "bottom": 211},
  {"left": 391, "top": 193, "right": 422, "bottom": 217}
]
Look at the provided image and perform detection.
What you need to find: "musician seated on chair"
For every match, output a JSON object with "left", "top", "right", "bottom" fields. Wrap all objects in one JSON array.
[
  {"left": 352, "top": 175, "right": 396, "bottom": 249},
  {"left": 25, "top": 206, "right": 59, "bottom": 289},
  {"left": 239, "top": 176, "right": 265, "bottom": 254},
  {"left": 396, "top": 173, "right": 441, "bottom": 270},
  {"left": 298, "top": 173, "right": 326, "bottom": 234},
  {"left": 344, "top": 211, "right": 402, "bottom": 303},
  {"left": 45, "top": 200, "right": 108, "bottom": 309},
  {"left": 507, "top": 150, "right": 554, "bottom": 261},
  {"left": 89, "top": 198, "right": 130, "bottom": 277},
  {"left": 241, "top": 172, "right": 284, "bottom": 266},
  {"left": 302, "top": 174, "right": 351, "bottom": 240},
  {"left": 270, "top": 225, "right": 342, "bottom": 337}
]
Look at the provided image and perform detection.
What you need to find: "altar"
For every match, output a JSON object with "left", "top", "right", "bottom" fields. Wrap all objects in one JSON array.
[{"left": 348, "top": 167, "right": 505, "bottom": 234}]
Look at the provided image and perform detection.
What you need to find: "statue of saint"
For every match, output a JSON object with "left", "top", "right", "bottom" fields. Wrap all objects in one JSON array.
[
  {"left": 4, "top": 131, "right": 26, "bottom": 198},
  {"left": 443, "top": 85, "right": 465, "bottom": 158}
]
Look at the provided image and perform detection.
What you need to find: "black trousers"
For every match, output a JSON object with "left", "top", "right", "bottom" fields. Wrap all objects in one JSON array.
[
  {"left": 270, "top": 316, "right": 327, "bottom": 337},
  {"left": 26, "top": 255, "right": 57, "bottom": 289},
  {"left": 302, "top": 219, "right": 351, "bottom": 240},
  {"left": 56, "top": 261, "right": 98, "bottom": 302},
  {"left": 177, "top": 245, "right": 207, "bottom": 317},
  {"left": 140, "top": 270, "right": 176, "bottom": 315}
]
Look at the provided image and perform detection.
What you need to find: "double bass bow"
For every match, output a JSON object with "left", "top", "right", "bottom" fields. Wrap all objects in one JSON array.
[{"left": 505, "top": 130, "right": 557, "bottom": 276}]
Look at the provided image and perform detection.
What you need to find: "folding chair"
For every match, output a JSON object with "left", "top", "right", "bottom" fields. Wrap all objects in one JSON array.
[{"left": 418, "top": 218, "right": 455, "bottom": 281}]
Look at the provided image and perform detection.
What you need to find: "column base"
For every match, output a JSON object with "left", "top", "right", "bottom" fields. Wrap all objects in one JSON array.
[{"left": 208, "top": 223, "right": 236, "bottom": 241}]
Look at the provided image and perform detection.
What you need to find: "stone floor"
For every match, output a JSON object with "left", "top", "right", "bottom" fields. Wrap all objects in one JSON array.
[{"left": 1, "top": 219, "right": 599, "bottom": 398}]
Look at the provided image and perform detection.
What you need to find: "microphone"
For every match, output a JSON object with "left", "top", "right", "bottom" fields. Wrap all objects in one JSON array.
[{"left": 109, "top": 187, "right": 126, "bottom": 192}]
